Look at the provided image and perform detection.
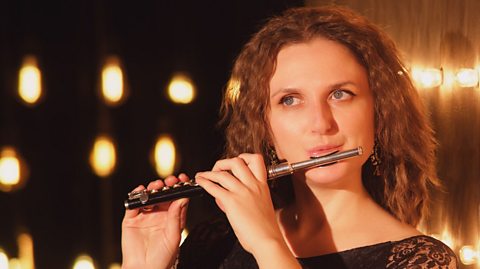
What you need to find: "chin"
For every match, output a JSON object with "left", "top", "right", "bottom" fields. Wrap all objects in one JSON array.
[{"left": 302, "top": 162, "right": 356, "bottom": 186}]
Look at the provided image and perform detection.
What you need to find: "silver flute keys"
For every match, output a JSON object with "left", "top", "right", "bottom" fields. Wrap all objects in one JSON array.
[{"left": 124, "top": 147, "right": 363, "bottom": 209}]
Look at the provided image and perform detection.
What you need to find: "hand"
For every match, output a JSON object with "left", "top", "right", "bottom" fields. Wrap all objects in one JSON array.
[
  {"left": 195, "top": 154, "right": 284, "bottom": 255},
  {"left": 121, "top": 174, "right": 189, "bottom": 269}
]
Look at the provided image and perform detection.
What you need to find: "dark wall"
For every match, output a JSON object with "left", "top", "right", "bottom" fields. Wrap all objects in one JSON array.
[{"left": 0, "top": 1, "right": 304, "bottom": 268}]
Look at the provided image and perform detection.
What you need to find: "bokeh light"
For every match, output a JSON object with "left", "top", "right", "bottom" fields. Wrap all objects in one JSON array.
[
  {"left": 153, "top": 135, "right": 176, "bottom": 178},
  {"left": 89, "top": 136, "right": 117, "bottom": 178},
  {"left": 18, "top": 55, "right": 43, "bottom": 106},
  {"left": 167, "top": 74, "right": 196, "bottom": 104}
]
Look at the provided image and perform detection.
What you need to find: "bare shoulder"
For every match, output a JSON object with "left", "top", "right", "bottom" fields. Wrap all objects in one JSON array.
[
  {"left": 363, "top": 203, "right": 421, "bottom": 242},
  {"left": 386, "top": 235, "right": 458, "bottom": 269}
]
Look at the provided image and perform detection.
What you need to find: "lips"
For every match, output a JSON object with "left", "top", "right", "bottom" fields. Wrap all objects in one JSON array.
[{"left": 307, "top": 145, "right": 342, "bottom": 158}]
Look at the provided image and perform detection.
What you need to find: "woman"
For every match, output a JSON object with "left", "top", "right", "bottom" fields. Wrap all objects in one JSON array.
[{"left": 122, "top": 6, "right": 457, "bottom": 269}]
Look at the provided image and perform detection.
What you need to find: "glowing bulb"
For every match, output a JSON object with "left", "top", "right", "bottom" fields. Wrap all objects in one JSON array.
[
  {"left": 456, "top": 68, "right": 479, "bottom": 87},
  {"left": 411, "top": 68, "right": 443, "bottom": 88},
  {"left": 17, "top": 233, "right": 35, "bottom": 269},
  {"left": 73, "top": 255, "right": 95, "bottom": 269},
  {"left": 153, "top": 135, "right": 176, "bottom": 177},
  {"left": 18, "top": 55, "right": 42, "bottom": 105},
  {"left": 0, "top": 249, "right": 8, "bottom": 269},
  {"left": 167, "top": 74, "right": 196, "bottom": 104},
  {"left": 459, "top": 245, "right": 478, "bottom": 265},
  {"left": 101, "top": 56, "right": 125, "bottom": 105},
  {"left": 90, "top": 136, "right": 116, "bottom": 178},
  {"left": 0, "top": 146, "right": 28, "bottom": 192},
  {"left": 0, "top": 148, "right": 20, "bottom": 186}
]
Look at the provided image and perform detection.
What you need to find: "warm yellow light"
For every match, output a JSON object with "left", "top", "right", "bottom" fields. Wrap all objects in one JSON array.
[
  {"left": 89, "top": 136, "right": 116, "bottom": 178},
  {"left": 456, "top": 68, "right": 479, "bottom": 87},
  {"left": 226, "top": 77, "right": 241, "bottom": 104},
  {"left": 101, "top": 56, "right": 125, "bottom": 105},
  {"left": 8, "top": 258, "right": 21, "bottom": 269},
  {"left": 153, "top": 135, "right": 176, "bottom": 178},
  {"left": 459, "top": 245, "right": 478, "bottom": 265},
  {"left": 0, "top": 147, "right": 20, "bottom": 187},
  {"left": 108, "top": 263, "right": 121, "bottom": 269},
  {"left": 440, "top": 229, "right": 455, "bottom": 249},
  {"left": 167, "top": 74, "right": 196, "bottom": 104},
  {"left": 18, "top": 56, "right": 42, "bottom": 105},
  {"left": 441, "top": 69, "right": 456, "bottom": 90},
  {"left": 0, "top": 249, "right": 8, "bottom": 269},
  {"left": 73, "top": 255, "right": 95, "bottom": 269},
  {"left": 18, "top": 233, "right": 35, "bottom": 269},
  {"left": 411, "top": 68, "right": 443, "bottom": 88}
]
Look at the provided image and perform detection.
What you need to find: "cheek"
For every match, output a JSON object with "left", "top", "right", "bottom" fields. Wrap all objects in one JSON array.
[
  {"left": 269, "top": 115, "right": 301, "bottom": 157},
  {"left": 341, "top": 106, "right": 375, "bottom": 148}
]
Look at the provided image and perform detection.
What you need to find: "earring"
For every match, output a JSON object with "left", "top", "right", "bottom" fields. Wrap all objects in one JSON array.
[
  {"left": 268, "top": 146, "right": 280, "bottom": 165},
  {"left": 370, "top": 142, "right": 381, "bottom": 176}
]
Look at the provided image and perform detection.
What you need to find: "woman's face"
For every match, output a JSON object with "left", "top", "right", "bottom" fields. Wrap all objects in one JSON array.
[{"left": 268, "top": 37, "right": 374, "bottom": 186}]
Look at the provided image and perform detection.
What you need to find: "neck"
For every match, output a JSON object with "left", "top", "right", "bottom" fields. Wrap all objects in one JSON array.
[{"left": 280, "top": 171, "right": 373, "bottom": 234}]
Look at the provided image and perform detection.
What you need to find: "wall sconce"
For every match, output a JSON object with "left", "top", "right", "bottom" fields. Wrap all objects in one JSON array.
[
  {"left": 456, "top": 68, "right": 479, "bottom": 87},
  {"left": 411, "top": 67, "right": 443, "bottom": 88}
]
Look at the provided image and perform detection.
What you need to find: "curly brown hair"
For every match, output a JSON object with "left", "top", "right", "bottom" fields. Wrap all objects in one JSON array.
[{"left": 220, "top": 6, "right": 438, "bottom": 226}]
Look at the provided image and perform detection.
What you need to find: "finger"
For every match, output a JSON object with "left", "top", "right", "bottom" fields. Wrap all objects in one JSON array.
[
  {"left": 195, "top": 176, "right": 229, "bottom": 199},
  {"left": 166, "top": 198, "right": 189, "bottom": 235},
  {"left": 195, "top": 170, "right": 239, "bottom": 191},
  {"left": 164, "top": 175, "right": 180, "bottom": 186},
  {"left": 147, "top": 179, "right": 165, "bottom": 190},
  {"left": 238, "top": 153, "right": 268, "bottom": 182},
  {"left": 178, "top": 173, "right": 190, "bottom": 182},
  {"left": 211, "top": 157, "right": 256, "bottom": 186}
]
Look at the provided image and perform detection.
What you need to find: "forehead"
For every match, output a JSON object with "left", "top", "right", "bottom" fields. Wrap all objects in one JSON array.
[{"left": 270, "top": 38, "right": 367, "bottom": 88}]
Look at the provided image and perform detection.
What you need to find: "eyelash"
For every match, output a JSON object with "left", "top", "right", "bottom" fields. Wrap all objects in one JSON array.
[
  {"left": 279, "top": 95, "right": 300, "bottom": 106},
  {"left": 278, "top": 89, "right": 355, "bottom": 106},
  {"left": 330, "top": 89, "right": 356, "bottom": 100}
]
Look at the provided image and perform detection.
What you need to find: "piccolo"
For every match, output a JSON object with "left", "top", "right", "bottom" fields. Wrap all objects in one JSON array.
[{"left": 124, "top": 147, "right": 363, "bottom": 209}]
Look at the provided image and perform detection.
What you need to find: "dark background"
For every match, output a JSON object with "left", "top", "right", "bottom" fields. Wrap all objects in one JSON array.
[
  {"left": 2, "top": 0, "right": 480, "bottom": 268},
  {"left": 0, "top": 0, "right": 304, "bottom": 268}
]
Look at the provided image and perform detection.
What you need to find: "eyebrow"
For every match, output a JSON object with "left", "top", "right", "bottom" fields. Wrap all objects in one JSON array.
[
  {"left": 270, "top": 88, "right": 299, "bottom": 99},
  {"left": 270, "top": 81, "right": 359, "bottom": 98}
]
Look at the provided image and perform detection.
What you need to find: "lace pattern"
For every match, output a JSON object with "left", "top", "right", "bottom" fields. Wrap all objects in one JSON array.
[
  {"left": 178, "top": 218, "right": 458, "bottom": 269},
  {"left": 387, "top": 236, "right": 457, "bottom": 268}
]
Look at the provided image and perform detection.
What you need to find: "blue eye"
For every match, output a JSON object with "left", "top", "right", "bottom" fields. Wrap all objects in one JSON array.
[
  {"left": 281, "top": 96, "right": 295, "bottom": 106},
  {"left": 280, "top": 95, "right": 302, "bottom": 106},
  {"left": 332, "top": 90, "right": 344, "bottom": 99},
  {"left": 330, "top": 89, "right": 354, "bottom": 100}
]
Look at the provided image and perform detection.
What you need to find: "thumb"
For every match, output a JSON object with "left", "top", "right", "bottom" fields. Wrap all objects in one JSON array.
[{"left": 166, "top": 198, "right": 189, "bottom": 234}]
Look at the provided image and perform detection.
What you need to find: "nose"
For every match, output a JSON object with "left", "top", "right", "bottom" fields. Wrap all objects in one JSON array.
[{"left": 308, "top": 101, "right": 337, "bottom": 134}]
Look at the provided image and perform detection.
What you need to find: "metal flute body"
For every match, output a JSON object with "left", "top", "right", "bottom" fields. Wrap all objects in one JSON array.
[{"left": 124, "top": 147, "right": 363, "bottom": 209}]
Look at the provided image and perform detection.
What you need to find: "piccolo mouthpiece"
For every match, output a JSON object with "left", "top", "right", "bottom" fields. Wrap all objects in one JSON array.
[{"left": 267, "top": 147, "right": 363, "bottom": 179}]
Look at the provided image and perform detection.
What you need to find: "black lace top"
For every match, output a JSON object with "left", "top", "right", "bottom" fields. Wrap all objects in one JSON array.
[{"left": 178, "top": 218, "right": 458, "bottom": 269}]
